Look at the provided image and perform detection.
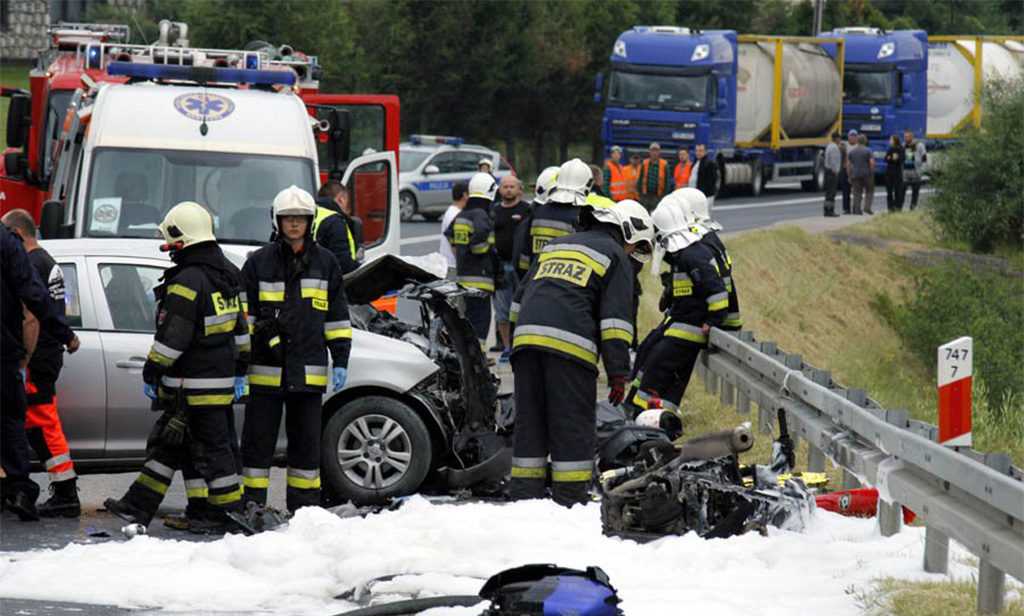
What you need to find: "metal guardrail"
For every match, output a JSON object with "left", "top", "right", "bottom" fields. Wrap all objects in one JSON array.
[{"left": 697, "top": 328, "right": 1024, "bottom": 615}]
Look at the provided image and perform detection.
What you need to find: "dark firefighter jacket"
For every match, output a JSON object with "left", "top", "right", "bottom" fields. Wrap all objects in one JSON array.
[
  {"left": 444, "top": 197, "right": 497, "bottom": 293},
  {"left": 143, "top": 242, "right": 250, "bottom": 407},
  {"left": 657, "top": 240, "right": 728, "bottom": 345},
  {"left": 511, "top": 227, "right": 634, "bottom": 380},
  {"left": 701, "top": 230, "right": 741, "bottom": 330},
  {"left": 242, "top": 238, "right": 351, "bottom": 394},
  {"left": 512, "top": 201, "right": 582, "bottom": 279},
  {"left": 313, "top": 197, "right": 359, "bottom": 275}
]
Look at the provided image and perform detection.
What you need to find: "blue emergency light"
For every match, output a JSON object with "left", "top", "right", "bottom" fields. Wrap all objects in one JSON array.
[
  {"left": 409, "top": 134, "right": 464, "bottom": 146},
  {"left": 106, "top": 62, "right": 296, "bottom": 86}
]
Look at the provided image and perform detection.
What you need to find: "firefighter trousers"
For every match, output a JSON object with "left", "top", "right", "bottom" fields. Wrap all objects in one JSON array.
[
  {"left": 510, "top": 350, "right": 596, "bottom": 507},
  {"left": 24, "top": 353, "right": 75, "bottom": 484},
  {"left": 241, "top": 392, "right": 321, "bottom": 511},
  {"left": 633, "top": 334, "right": 702, "bottom": 414},
  {"left": 123, "top": 405, "right": 242, "bottom": 518}
]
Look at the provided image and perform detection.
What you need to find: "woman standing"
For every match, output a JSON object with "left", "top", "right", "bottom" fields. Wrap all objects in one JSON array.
[{"left": 884, "top": 134, "right": 905, "bottom": 213}]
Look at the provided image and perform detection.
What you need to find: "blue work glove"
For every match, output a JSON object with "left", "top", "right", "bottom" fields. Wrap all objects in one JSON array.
[
  {"left": 234, "top": 376, "right": 247, "bottom": 402},
  {"left": 332, "top": 367, "right": 347, "bottom": 392},
  {"left": 142, "top": 382, "right": 158, "bottom": 400}
]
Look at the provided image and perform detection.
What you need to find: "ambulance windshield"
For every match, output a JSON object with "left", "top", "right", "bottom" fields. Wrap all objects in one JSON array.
[{"left": 84, "top": 148, "right": 316, "bottom": 244}]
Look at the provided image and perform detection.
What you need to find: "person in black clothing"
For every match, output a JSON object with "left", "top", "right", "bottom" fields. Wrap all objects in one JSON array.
[
  {"left": 884, "top": 134, "right": 905, "bottom": 213},
  {"left": 1, "top": 224, "right": 80, "bottom": 521},
  {"left": 692, "top": 144, "right": 719, "bottom": 212},
  {"left": 445, "top": 173, "right": 499, "bottom": 344},
  {"left": 105, "top": 202, "right": 250, "bottom": 533},
  {"left": 492, "top": 175, "right": 530, "bottom": 360},
  {"left": 317, "top": 180, "right": 365, "bottom": 263},
  {"left": 510, "top": 198, "right": 654, "bottom": 506},
  {"left": 241, "top": 186, "right": 351, "bottom": 513},
  {"left": 312, "top": 182, "right": 360, "bottom": 275},
  {"left": 2, "top": 210, "right": 81, "bottom": 517}
]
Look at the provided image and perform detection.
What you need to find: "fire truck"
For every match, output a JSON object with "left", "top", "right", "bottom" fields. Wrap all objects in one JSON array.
[{"left": 1, "top": 21, "right": 399, "bottom": 254}]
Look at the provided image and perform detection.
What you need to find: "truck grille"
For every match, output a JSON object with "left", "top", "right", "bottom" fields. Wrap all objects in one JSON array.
[{"left": 609, "top": 119, "right": 698, "bottom": 148}]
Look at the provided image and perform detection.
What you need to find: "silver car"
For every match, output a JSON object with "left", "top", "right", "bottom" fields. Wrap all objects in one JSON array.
[
  {"left": 42, "top": 239, "right": 506, "bottom": 505},
  {"left": 399, "top": 136, "right": 515, "bottom": 221}
]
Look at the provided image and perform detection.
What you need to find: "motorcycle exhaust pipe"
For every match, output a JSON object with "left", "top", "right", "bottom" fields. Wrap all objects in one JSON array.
[{"left": 677, "top": 422, "right": 753, "bottom": 462}]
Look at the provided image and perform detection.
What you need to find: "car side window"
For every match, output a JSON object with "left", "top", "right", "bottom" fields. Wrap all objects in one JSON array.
[
  {"left": 58, "top": 263, "right": 82, "bottom": 328},
  {"left": 430, "top": 152, "right": 459, "bottom": 173},
  {"left": 98, "top": 264, "right": 164, "bottom": 332},
  {"left": 454, "top": 152, "right": 483, "bottom": 173}
]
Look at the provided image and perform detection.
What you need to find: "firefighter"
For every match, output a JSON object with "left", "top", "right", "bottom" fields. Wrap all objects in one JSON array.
[
  {"left": 531, "top": 165, "right": 560, "bottom": 207},
  {"left": 677, "top": 187, "right": 741, "bottom": 331},
  {"left": 629, "top": 193, "right": 727, "bottom": 419},
  {"left": 444, "top": 172, "right": 499, "bottom": 344},
  {"left": 104, "top": 202, "right": 249, "bottom": 532},
  {"left": 512, "top": 159, "right": 590, "bottom": 279},
  {"left": 241, "top": 185, "right": 351, "bottom": 512},
  {"left": 313, "top": 181, "right": 360, "bottom": 275},
  {"left": 1, "top": 210, "right": 81, "bottom": 517},
  {"left": 509, "top": 199, "right": 653, "bottom": 507}
]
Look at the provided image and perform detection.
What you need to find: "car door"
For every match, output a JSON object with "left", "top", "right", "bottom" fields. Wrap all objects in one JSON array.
[
  {"left": 342, "top": 150, "right": 399, "bottom": 261},
  {"left": 48, "top": 256, "right": 107, "bottom": 459},
  {"left": 413, "top": 150, "right": 464, "bottom": 214},
  {"left": 88, "top": 256, "right": 167, "bottom": 460}
]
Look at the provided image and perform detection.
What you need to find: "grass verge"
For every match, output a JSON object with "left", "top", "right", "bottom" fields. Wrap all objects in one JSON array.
[{"left": 856, "top": 577, "right": 1024, "bottom": 616}]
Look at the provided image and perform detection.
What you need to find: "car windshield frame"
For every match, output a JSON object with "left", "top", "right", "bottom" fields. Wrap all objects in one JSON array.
[
  {"left": 843, "top": 69, "right": 893, "bottom": 105},
  {"left": 83, "top": 147, "right": 317, "bottom": 244},
  {"left": 608, "top": 69, "right": 709, "bottom": 111},
  {"left": 399, "top": 150, "right": 431, "bottom": 173}
]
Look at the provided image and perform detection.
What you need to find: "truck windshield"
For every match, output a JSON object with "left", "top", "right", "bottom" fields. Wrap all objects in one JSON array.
[
  {"left": 43, "top": 90, "right": 74, "bottom": 179},
  {"left": 84, "top": 148, "right": 315, "bottom": 244},
  {"left": 844, "top": 70, "right": 893, "bottom": 104},
  {"left": 609, "top": 70, "right": 708, "bottom": 110}
]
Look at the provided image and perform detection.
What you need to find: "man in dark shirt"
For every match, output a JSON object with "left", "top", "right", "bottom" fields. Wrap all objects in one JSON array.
[
  {"left": 2, "top": 210, "right": 82, "bottom": 517},
  {"left": 492, "top": 175, "right": 530, "bottom": 361},
  {"left": 1, "top": 223, "right": 79, "bottom": 521}
]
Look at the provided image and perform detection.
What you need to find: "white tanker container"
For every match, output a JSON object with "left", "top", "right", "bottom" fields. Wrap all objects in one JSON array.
[
  {"left": 927, "top": 37, "right": 1024, "bottom": 137},
  {"left": 735, "top": 41, "right": 842, "bottom": 144}
]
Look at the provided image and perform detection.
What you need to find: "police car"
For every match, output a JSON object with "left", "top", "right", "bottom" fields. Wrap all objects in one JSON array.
[{"left": 399, "top": 135, "right": 515, "bottom": 221}]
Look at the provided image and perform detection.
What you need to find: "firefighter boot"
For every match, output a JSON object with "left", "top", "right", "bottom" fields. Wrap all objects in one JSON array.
[
  {"left": 104, "top": 497, "right": 153, "bottom": 527},
  {"left": 38, "top": 478, "right": 81, "bottom": 518}
]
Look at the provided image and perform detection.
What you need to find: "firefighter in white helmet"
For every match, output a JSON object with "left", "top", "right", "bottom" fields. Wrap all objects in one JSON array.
[
  {"left": 627, "top": 192, "right": 727, "bottom": 421},
  {"left": 509, "top": 198, "right": 652, "bottom": 507},
  {"left": 677, "top": 187, "right": 740, "bottom": 330},
  {"left": 444, "top": 172, "right": 499, "bottom": 343},
  {"left": 105, "top": 201, "right": 250, "bottom": 533},
  {"left": 511, "top": 159, "right": 589, "bottom": 279},
  {"left": 239, "top": 185, "right": 352, "bottom": 513}
]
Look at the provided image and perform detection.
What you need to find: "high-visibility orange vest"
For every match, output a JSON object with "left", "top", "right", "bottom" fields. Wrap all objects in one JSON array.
[
  {"left": 673, "top": 161, "right": 692, "bottom": 188},
  {"left": 605, "top": 161, "right": 633, "bottom": 201},
  {"left": 640, "top": 158, "right": 667, "bottom": 196},
  {"left": 621, "top": 165, "right": 639, "bottom": 200}
]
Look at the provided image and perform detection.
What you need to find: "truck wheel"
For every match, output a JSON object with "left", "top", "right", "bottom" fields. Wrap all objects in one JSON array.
[
  {"left": 322, "top": 396, "right": 433, "bottom": 505},
  {"left": 749, "top": 160, "right": 763, "bottom": 197},
  {"left": 399, "top": 191, "right": 418, "bottom": 221},
  {"left": 801, "top": 153, "right": 825, "bottom": 192}
]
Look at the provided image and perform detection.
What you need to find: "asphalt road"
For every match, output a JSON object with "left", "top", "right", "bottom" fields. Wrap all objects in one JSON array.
[{"left": 0, "top": 181, "right": 899, "bottom": 615}]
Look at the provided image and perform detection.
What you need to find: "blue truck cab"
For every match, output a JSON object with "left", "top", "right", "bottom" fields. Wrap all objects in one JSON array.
[
  {"left": 600, "top": 26, "right": 737, "bottom": 161},
  {"left": 828, "top": 28, "right": 928, "bottom": 173}
]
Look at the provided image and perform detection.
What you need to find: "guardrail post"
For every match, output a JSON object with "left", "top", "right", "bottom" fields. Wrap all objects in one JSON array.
[
  {"left": 841, "top": 469, "right": 861, "bottom": 490},
  {"left": 696, "top": 351, "right": 707, "bottom": 380},
  {"left": 704, "top": 364, "right": 719, "bottom": 396},
  {"left": 976, "top": 452, "right": 1011, "bottom": 615},
  {"left": 737, "top": 390, "right": 751, "bottom": 415},
  {"left": 877, "top": 499, "right": 901, "bottom": 537},
  {"left": 846, "top": 388, "right": 868, "bottom": 407},
  {"left": 923, "top": 527, "right": 949, "bottom": 574},
  {"left": 721, "top": 376, "right": 735, "bottom": 407}
]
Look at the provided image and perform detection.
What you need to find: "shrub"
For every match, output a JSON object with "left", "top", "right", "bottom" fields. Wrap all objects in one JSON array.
[{"left": 929, "top": 79, "right": 1024, "bottom": 253}]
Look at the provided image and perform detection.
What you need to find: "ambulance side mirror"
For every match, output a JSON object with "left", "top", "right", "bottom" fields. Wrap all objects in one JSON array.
[
  {"left": 327, "top": 108, "right": 351, "bottom": 181},
  {"left": 6, "top": 93, "right": 32, "bottom": 149},
  {"left": 39, "top": 200, "right": 64, "bottom": 239}
]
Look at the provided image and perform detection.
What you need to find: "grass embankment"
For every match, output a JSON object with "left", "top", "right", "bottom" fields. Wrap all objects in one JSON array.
[{"left": 637, "top": 209, "right": 1023, "bottom": 616}]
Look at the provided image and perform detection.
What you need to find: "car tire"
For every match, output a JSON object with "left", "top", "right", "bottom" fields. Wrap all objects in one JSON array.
[
  {"left": 321, "top": 396, "right": 433, "bottom": 505},
  {"left": 749, "top": 159, "right": 763, "bottom": 196},
  {"left": 420, "top": 211, "right": 442, "bottom": 221},
  {"left": 399, "top": 191, "right": 418, "bottom": 221}
]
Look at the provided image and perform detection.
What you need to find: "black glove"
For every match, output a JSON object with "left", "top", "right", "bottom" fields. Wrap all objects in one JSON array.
[
  {"left": 608, "top": 376, "right": 627, "bottom": 405},
  {"left": 160, "top": 408, "right": 187, "bottom": 446},
  {"left": 252, "top": 316, "right": 284, "bottom": 362}
]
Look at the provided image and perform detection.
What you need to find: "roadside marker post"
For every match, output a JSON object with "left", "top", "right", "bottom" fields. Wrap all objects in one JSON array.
[{"left": 937, "top": 336, "right": 972, "bottom": 447}]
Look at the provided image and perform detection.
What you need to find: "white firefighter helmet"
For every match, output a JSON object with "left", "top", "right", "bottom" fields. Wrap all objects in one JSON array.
[
  {"left": 635, "top": 409, "right": 683, "bottom": 440},
  {"left": 158, "top": 201, "right": 216, "bottom": 250},
  {"left": 549, "top": 158, "right": 593, "bottom": 205},
  {"left": 468, "top": 172, "right": 498, "bottom": 201},
  {"left": 271, "top": 185, "right": 317, "bottom": 232},
  {"left": 589, "top": 198, "right": 655, "bottom": 261},
  {"left": 676, "top": 187, "right": 722, "bottom": 231},
  {"left": 652, "top": 193, "right": 702, "bottom": 252},
  {"left": 533, "top": 166, "right": 560, "bottom": 205}
]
